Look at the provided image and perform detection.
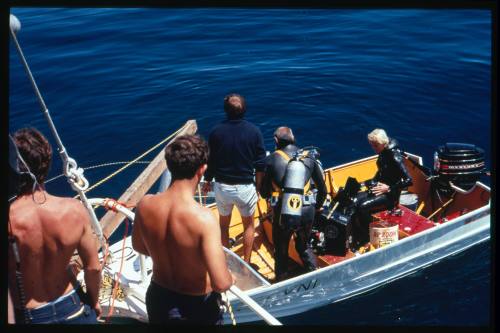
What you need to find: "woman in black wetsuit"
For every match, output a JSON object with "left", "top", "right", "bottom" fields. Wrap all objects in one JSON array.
[{"left": 354, "top": 128, "right": 413, "bottom": 246}]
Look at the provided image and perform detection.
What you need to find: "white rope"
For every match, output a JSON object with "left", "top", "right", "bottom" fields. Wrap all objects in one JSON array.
[
  {"left": 80, "top": 124, "right": 186, "bottom": 196},
  {"left": 221, "top": 291, "right": 236, "bottom": 325},
  {"left": 45, "top": 161, "right": 152, "bottom": 184}
]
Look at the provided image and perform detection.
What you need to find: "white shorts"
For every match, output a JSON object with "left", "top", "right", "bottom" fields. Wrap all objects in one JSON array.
[{"left": 214, "top": 182, "right": 258, "bottom": 217}]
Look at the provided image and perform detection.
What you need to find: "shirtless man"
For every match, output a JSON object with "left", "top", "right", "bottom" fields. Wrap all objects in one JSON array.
[
  {"left": 132, "top": 134, "right": 233, "bottom": 325},
  {"left": 8, "top": 128, "right": 101, "bottom": 324}
]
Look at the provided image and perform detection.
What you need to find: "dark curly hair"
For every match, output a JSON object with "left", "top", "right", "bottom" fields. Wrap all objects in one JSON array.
[
  {"left": 13, "top": 128, "right": 52, "bottom": 195},
  {"left": 224, "top": 93, "right": 246, "bottom": 119},
  {"left": 165, "top": 134, "right": 209, "bottom": 180}
]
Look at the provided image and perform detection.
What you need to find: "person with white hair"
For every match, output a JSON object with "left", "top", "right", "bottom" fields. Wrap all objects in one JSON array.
[{"left": 353, "top": 128, "right": 413, "bottom": 247}]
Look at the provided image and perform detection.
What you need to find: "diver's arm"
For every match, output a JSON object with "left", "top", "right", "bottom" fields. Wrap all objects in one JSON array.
[
  {"left": 389, "top": 150, "right": 413, "bottom": 192},
  {"left": 365, "top": 169, "right": 381, "bottom": 188},
  {"left": 255, "top": 171, "right": 264, "bottom": 194},
  {"left": 253, "top": 129, "right": 267, "bottom": 193},
  {"left": 259, "top": 166, "right": 272, "bottom": 199},
  {"left": 259, "top": 155, "right": 274, "bottom": 199},
  {"left": 312, "top": 161, "right": 327, "bottom": 210}
]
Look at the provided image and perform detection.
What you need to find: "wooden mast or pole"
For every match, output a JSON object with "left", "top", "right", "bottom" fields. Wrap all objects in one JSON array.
[{"left": 99, "top": 120, "right": 198, "bottom": 240}]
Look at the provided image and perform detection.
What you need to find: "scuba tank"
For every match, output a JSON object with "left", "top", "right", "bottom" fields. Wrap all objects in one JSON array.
[{"left": 279, "top": 149, "right": 314, "bottom": 230}]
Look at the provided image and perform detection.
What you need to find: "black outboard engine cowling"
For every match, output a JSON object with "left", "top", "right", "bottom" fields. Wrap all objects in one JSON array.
[{"left": 433, "top": 143, "right": 485, "bottom": 195}]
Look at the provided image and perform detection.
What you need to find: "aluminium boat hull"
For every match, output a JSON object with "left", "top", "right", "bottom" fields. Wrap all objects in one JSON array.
[
  {"left": 91, "top": 195, "right": 489, "bottom": 324},
  {"left": 222, "top": 201, "right": 490, "bottom": 323}
]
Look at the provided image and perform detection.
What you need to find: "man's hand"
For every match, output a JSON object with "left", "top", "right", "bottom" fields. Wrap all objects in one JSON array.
[
  {"left": 202, "top": 181, "right": 212, "bottom": 195},
  {"left": 93, "top": 303, "right": 102, "bottom": 318},
  {"left": 371, "top": 182, "right": 390, "bottom": 196},
  {"left": 266, "top": 200, "right": 273, "bottom": 216},
  {"left": 314, "top": 207, "right": 324, "bottom": 223},
  {"left": 231, "top": 272, "right": 237, "bottom": 286}
]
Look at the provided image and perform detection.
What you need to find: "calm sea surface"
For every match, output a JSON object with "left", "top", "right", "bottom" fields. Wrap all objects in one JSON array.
[{"left": 9, "top": 8, "right": 492, "bottom": 326}]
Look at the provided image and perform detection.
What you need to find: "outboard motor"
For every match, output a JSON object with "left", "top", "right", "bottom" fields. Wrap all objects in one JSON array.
[
  {"left": 280, "top": 154, "right": 308, "bottom": 230},
  {"left": 310, "top": 177, "right": 360, "bottom": 256},
  {"left": 433, "top": 143, "right": 485, "bottom": 195}
]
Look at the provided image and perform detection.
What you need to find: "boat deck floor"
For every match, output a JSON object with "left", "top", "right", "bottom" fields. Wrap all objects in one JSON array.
[{"left": 218, "top": 201, "right": 354, "bottom": 283}]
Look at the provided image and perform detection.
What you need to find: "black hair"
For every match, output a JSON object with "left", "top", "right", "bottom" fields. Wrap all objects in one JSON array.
[
  {"left": 165, "top": 134, "right": 209, "bottom": 180},
  {"left": 12, "top": 128, "right": 52, "bottom": 195}
]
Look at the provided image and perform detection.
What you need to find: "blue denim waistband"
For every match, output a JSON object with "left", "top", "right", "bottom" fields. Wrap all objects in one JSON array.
[{"left": 25, "top": 289, "right": 81, "bottom": 321}]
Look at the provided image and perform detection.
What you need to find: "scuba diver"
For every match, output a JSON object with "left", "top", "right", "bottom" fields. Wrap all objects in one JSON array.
[
  {"left": 259, "top": 127, "right": 327, "bottom": 281},
  {"left": 353, "top": 128, "right": 413, "bottom": 246}
]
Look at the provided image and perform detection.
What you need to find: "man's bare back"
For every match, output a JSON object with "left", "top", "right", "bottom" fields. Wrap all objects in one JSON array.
[
  {"left": 133, "top": 182, "right": 232, "bottom": 295},
  {"left": 132, "top": 134, "right": 232, "bottom": 324},
  {"left": 8, "top": 192, "right": 100, "bottom": 311},
  {"left": 8, "top": 127, "right": 101, "bottom": 323}
]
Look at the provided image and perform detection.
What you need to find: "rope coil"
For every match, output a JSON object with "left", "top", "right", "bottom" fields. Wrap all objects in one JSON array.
[
  {"left": 105, "top": 219, "right": 129, "bottom": 323},
  {"left": 102, "top": 198, "right": 135, "bottom": 212}
]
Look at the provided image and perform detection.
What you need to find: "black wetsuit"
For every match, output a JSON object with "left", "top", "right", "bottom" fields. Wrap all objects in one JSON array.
[
  {"left": 354, "top": 139, "right": 413, "bottom": 245},
  {"left": 260, "top": 144, "right": 327, "bottom": 281}
]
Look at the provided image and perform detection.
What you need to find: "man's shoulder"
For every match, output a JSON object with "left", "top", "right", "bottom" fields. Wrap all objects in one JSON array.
[
  {"left": 241, "top": 119, "right": 262, "bottom": 133},
  {"left": 208, "top": 121, "right": 230, "bottom": 139},
  {"left": 182, "top": 204, "right": 217, "bottom": 229},
  {"left": 192, "top": 204, "right": 216, "bottom": 221},
  {"left": 383, "top": 145, "right": 403, "bottom": 161},
  {"left": 210, "top": 121, "right": 224, "bottom": 132},
  {"left": 29, "top": 194, "right": 85, "bottom": 217},
  {"left": 54, "top": 196, "right": 89, "bottom": 219},
  {"left": 264, "top": 152, "right": 274, "bottom": 164},
  {"left": 136, "top": 193, "right": 161, "bottom": 212},
  {"left": 269, "top": 149, "right": 285, "bottom": 162},
  {"left": 31, "top": 195, "right": 89, "bottom": 228},
  {"left": 56, "top": 195, "right": 83, "bottom": 206}
]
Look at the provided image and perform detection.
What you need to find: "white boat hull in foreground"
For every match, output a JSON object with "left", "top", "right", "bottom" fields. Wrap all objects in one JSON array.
[{"left": 84, "top": 183, "right": 489, "bottom": 324}]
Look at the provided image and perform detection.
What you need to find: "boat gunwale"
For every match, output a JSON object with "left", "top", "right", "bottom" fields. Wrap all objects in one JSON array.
[
  {"left": 323, "top": 151, "right": 423, "bottom": 173},
  {"left": 236, "top": 180, "right": 490, "bottom": 297},
  {"left": 322, "top": 154, "right": 379, "bottom": 172},
  {"left": 96, "top": 150, "right": 490, "bottom": 303},
  {"left": 221, "top": 150, "right": 491, "bottom": 296},
  {"left": 87, "top": 149, "right": 491, "bottom": 319}
]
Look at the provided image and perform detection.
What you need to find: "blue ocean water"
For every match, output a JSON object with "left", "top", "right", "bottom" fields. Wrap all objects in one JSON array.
[{"left": 9, "top": 8, "right": 492, "bottom": 326}]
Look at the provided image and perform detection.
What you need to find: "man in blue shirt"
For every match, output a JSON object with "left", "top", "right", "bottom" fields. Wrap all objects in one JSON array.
[{"left": 203, "top": 94, "right": 266, "bottom": 264}]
